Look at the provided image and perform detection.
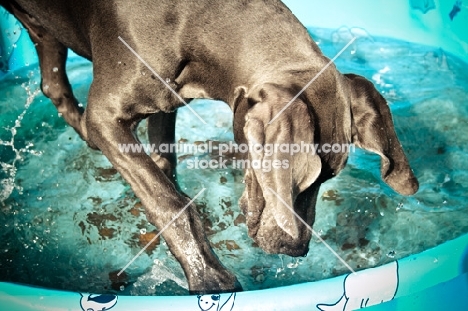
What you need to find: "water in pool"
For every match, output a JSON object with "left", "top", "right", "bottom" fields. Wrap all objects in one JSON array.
[{"left": 1, "top": 27, "right": 468, "bottom": 295}]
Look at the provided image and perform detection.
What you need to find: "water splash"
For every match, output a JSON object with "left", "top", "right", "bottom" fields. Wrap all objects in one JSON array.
[
  {"left": 331, "top": 27, "right": 373, "bottom": 58},
  {"left": 0, "top": 71, "right": 42, "bottom": 203},
  {"left": 130, "top": 259, "right": 188, "bottom": 295}
]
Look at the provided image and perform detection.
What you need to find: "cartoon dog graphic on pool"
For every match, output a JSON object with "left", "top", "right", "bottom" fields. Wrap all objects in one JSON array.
[
  {"left": 79, "top": 293, "right": 118, "bottom": 311},
  {"left": 197, "top": 293, "right": 236, "bottom": 311},
  {"left": 317, "top": 261, "right": 399, "bottom": 310}
]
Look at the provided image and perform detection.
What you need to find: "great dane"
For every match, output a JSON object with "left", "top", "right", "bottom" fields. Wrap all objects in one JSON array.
[{"left": 1, "top": 0, "right": 418, "bottom": 294}]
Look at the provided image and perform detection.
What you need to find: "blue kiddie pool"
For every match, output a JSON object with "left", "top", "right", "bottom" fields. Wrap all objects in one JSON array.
[{"left": 1, "top": 0, "right": 468, "bottom": 310}]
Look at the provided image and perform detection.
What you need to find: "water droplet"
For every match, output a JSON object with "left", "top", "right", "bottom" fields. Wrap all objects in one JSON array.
[
  {"left": 396, "top": 202, "right": 403, "bottom": 211},
  {"left": 52, "top": 67, "right": 58, "bottom": 72},
  {"left": 287, "top": 261, "right": 299, "bottom": 269},
  {"left": 255, "top": 274, "right": 265, "bottom": 282}
]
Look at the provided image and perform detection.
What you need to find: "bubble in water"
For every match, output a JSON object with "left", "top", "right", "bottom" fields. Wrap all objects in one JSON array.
[
  {"left": 287, "top": 258, "right": 300, "bottom": 269},
  {"left": 396, "top": 202, "right": 403, "bottom": 211},
  {"left": 255, "top": 274, "right": 265, "bottom": 282}
]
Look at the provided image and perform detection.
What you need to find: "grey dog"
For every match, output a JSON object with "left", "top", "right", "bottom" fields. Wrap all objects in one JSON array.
[{"left": 1, "top": 0, "right": 418, "bottom": 294}]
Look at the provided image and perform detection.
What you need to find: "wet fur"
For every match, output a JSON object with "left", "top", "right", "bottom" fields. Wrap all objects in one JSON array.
[{"left": 1, "top": 0, "right": 418, "bottom": 293}]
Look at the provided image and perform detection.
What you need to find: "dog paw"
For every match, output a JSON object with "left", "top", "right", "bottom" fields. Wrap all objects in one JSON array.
[{"left": 188, "top": 267, "right": 243, "bottom": 295}]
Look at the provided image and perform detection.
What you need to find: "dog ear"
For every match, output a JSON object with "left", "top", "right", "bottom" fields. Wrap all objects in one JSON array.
[
  {"left": 243, "top": 84, "right": 321, "bottom": 239},
  {"left": 345, "top": 74, "right": 418, "bottom": 195}
]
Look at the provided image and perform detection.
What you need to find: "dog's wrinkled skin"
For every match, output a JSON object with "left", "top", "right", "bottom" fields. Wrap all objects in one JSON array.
[{"left": 1, "top": 0, "right": 418, "bottom": 293}]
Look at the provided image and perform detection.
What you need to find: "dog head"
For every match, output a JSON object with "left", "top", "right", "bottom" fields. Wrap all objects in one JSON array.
[{"left": 232, "top": 74, "right": 418, "bottom": 256}]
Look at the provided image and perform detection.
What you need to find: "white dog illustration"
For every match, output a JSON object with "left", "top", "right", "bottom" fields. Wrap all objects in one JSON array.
[
  {"left": 317, "top": 261, "right": 399, "bottom": 310},
  {"left": 197, "top": 293, "right": 236, "bottom": 311}
]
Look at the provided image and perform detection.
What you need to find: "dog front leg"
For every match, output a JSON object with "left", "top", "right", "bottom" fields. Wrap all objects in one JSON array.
[
  {"left": 10, "top": 7, "right": 87, "bottom": 141},
  {"left": 83, "top": 89, "right": 241, "bottom": 294}
]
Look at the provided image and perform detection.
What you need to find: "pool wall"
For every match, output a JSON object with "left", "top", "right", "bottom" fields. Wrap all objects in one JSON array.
[
  {"left": 1, "top": 1, "right": 468, "bottom": 310},
  {"left": 285, "top": 0, "right": 468, "bottom": 61}
]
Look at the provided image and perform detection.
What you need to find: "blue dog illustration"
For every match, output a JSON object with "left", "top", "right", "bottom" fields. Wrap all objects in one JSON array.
[{"left": 79, "top": 293, "right": 118, "bottom": 311}]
